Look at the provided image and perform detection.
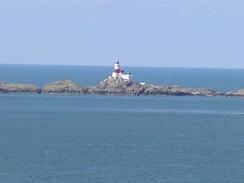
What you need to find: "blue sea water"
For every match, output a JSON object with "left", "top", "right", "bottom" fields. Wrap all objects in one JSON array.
[
  {"left": 0, "top": 65, "right": 244, "bottom": 183},
  {"left": 0, "top": 64, "right": 244, "bottom": 91}
]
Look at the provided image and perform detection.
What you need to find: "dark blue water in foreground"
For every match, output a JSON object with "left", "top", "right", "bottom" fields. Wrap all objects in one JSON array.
[{"left": 0, "top": 65, "right": 244, "bottom": 182}]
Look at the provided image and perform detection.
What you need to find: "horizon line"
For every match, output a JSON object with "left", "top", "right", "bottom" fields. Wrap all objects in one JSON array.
[{"left": 0, "top": 63, "right": 244, "bottom": 70}]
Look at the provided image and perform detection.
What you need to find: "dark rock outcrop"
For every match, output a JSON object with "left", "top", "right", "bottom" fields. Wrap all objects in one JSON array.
[
  {"left": 86, "top": 76, "right": 219, "bottom": 96},
  {"left": 142, "top": 85, "right": 218, "bottom": 96},
  {"left": 93, "top": 77, "right": 144, "bottom": 95},
  {"left": 0, "top": 77, "right": 240, "bottom": 97},
  {"left": 225, "top": 89, "right": 244, "bottom": 97},
  {"left": 43, "top": 80, "right": 87, "bottom": 94},
  {"left": 0, "top": 81, "right": 40, "bottom": 93}
]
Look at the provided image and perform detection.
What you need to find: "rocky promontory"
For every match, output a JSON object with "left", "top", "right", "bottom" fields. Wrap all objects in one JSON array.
[
  {"left": 86, "top": 77, "right": 220, "bottom": 96},
  {"left": 225, "top": 89, "right": 244, "bottom": 97},
  {"left": 0, "top": 77, "right": 243, "bottom": 97},
  {"left": 88, "top": 77, "right": 144, "bottom": 95},
  {"left": 0, "top": 81, "right": 41, "bottom": 94},
  {"left": 43, "top": 80, "right": 87, "bottom": 94}
]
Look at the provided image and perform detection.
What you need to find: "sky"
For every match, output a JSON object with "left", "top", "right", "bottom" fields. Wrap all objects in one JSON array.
[{"left": 0, "top": 0, "right": 243, "bottom": 68}]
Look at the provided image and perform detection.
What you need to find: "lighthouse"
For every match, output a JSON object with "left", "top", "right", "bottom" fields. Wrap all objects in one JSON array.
[
  {"left": 111, "top": 59, "right": 132, "bottom": 81},
  {"left": 114, "top": 59, "right": 121, "bottom": 74}
]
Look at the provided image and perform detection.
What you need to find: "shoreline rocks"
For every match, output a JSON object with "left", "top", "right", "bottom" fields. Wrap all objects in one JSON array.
[
  {"left": 225, "top": 89, "right": 244, "bottom": 97},
  {"left": 43, "top": 80, "right": 87, "bottom": 95},
  {"left": 0, "top": 81, "right": 41, "bottom": 94},
  {"left": 0, "top": 78, "right": 243, "bottom": 97},
  {"left": 89, "top": 77, "right": 221, "bottom": 96}
]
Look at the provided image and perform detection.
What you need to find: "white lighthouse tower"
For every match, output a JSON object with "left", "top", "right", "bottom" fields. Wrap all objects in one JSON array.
[
  {"left": 114, "top": 59, "right": 121, "bottom": 74},
  {"left": 111, "top": 59, "right": 132, "bottom": 81}
]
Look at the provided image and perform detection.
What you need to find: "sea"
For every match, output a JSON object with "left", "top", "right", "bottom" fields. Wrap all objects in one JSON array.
[{"left": 0, "top": 65, "right": 244, "bottom": 183}]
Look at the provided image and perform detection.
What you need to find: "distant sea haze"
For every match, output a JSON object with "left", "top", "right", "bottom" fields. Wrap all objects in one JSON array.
[{"left": 0, "top": 64, "right": 244, "bottom": 91}]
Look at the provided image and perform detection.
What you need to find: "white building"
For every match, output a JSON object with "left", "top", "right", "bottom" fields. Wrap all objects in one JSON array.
[{"left": 111, "top": 59, "right": 132, "bottom": 81}]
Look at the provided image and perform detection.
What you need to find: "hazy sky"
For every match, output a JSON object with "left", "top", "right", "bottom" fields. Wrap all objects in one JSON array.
[{"left": 0, "top": 0, "right": 243, "bottom": 68}]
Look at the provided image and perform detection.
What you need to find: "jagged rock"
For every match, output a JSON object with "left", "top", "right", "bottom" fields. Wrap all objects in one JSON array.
[
  {"left": 0, "top": 81, "right": 41, "bottom": 93},
  {"left": 86, "top": 86, "right": 107, "bottom": 95},
  {"left": 225, "top": 89, "right": 244, "bottom": 97},
  {"left": 43, "top": 80, "right": 86, "bottom": 94},
  {"left": 99, "top": 77, "right": 136, "bottom": 89},
  {"left": 166, "top": 86, "right": 218, "bottom": 96},
  {"left": 86, "top": 76, "right": 218, "bottom": 96},
  {"left": 94, "top": 76, "right": 144, "bottom": 95},
  {"left": 142, "top": 84, "right": 218, "bottom": 96},
  {"left": 0, "top": 77, "right": 236, "bottom": 97},
  {"left": 93, "top": 77, "right": 143, "bottom": 95}
]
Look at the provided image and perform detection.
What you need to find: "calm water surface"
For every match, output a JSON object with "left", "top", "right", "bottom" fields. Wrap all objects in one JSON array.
[
  {"left": 0, "top": 65, "right": 244, "bottom": 182},
  {"left": 0, "top": 95, "right": 244, "bottom": 183}
]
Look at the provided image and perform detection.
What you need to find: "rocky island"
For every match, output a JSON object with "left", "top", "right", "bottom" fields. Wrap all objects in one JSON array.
[
  {"left": 88, "top": 77, "right": 221, "bottom": 96},
  {"left": 42, "top": 80, "right": 86, "bottom": 95},
  {"left": 225, "top": 89, "right": 244, "bottom": 97},
  {"left": 0, "top": 81, "right": 41, "bottom": 94},
  {"left": 0, "top": 78, "right": 222, "bottom": 96},
  {"left": 0, "top": 61, "right": 243, "bottom": 97}
]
